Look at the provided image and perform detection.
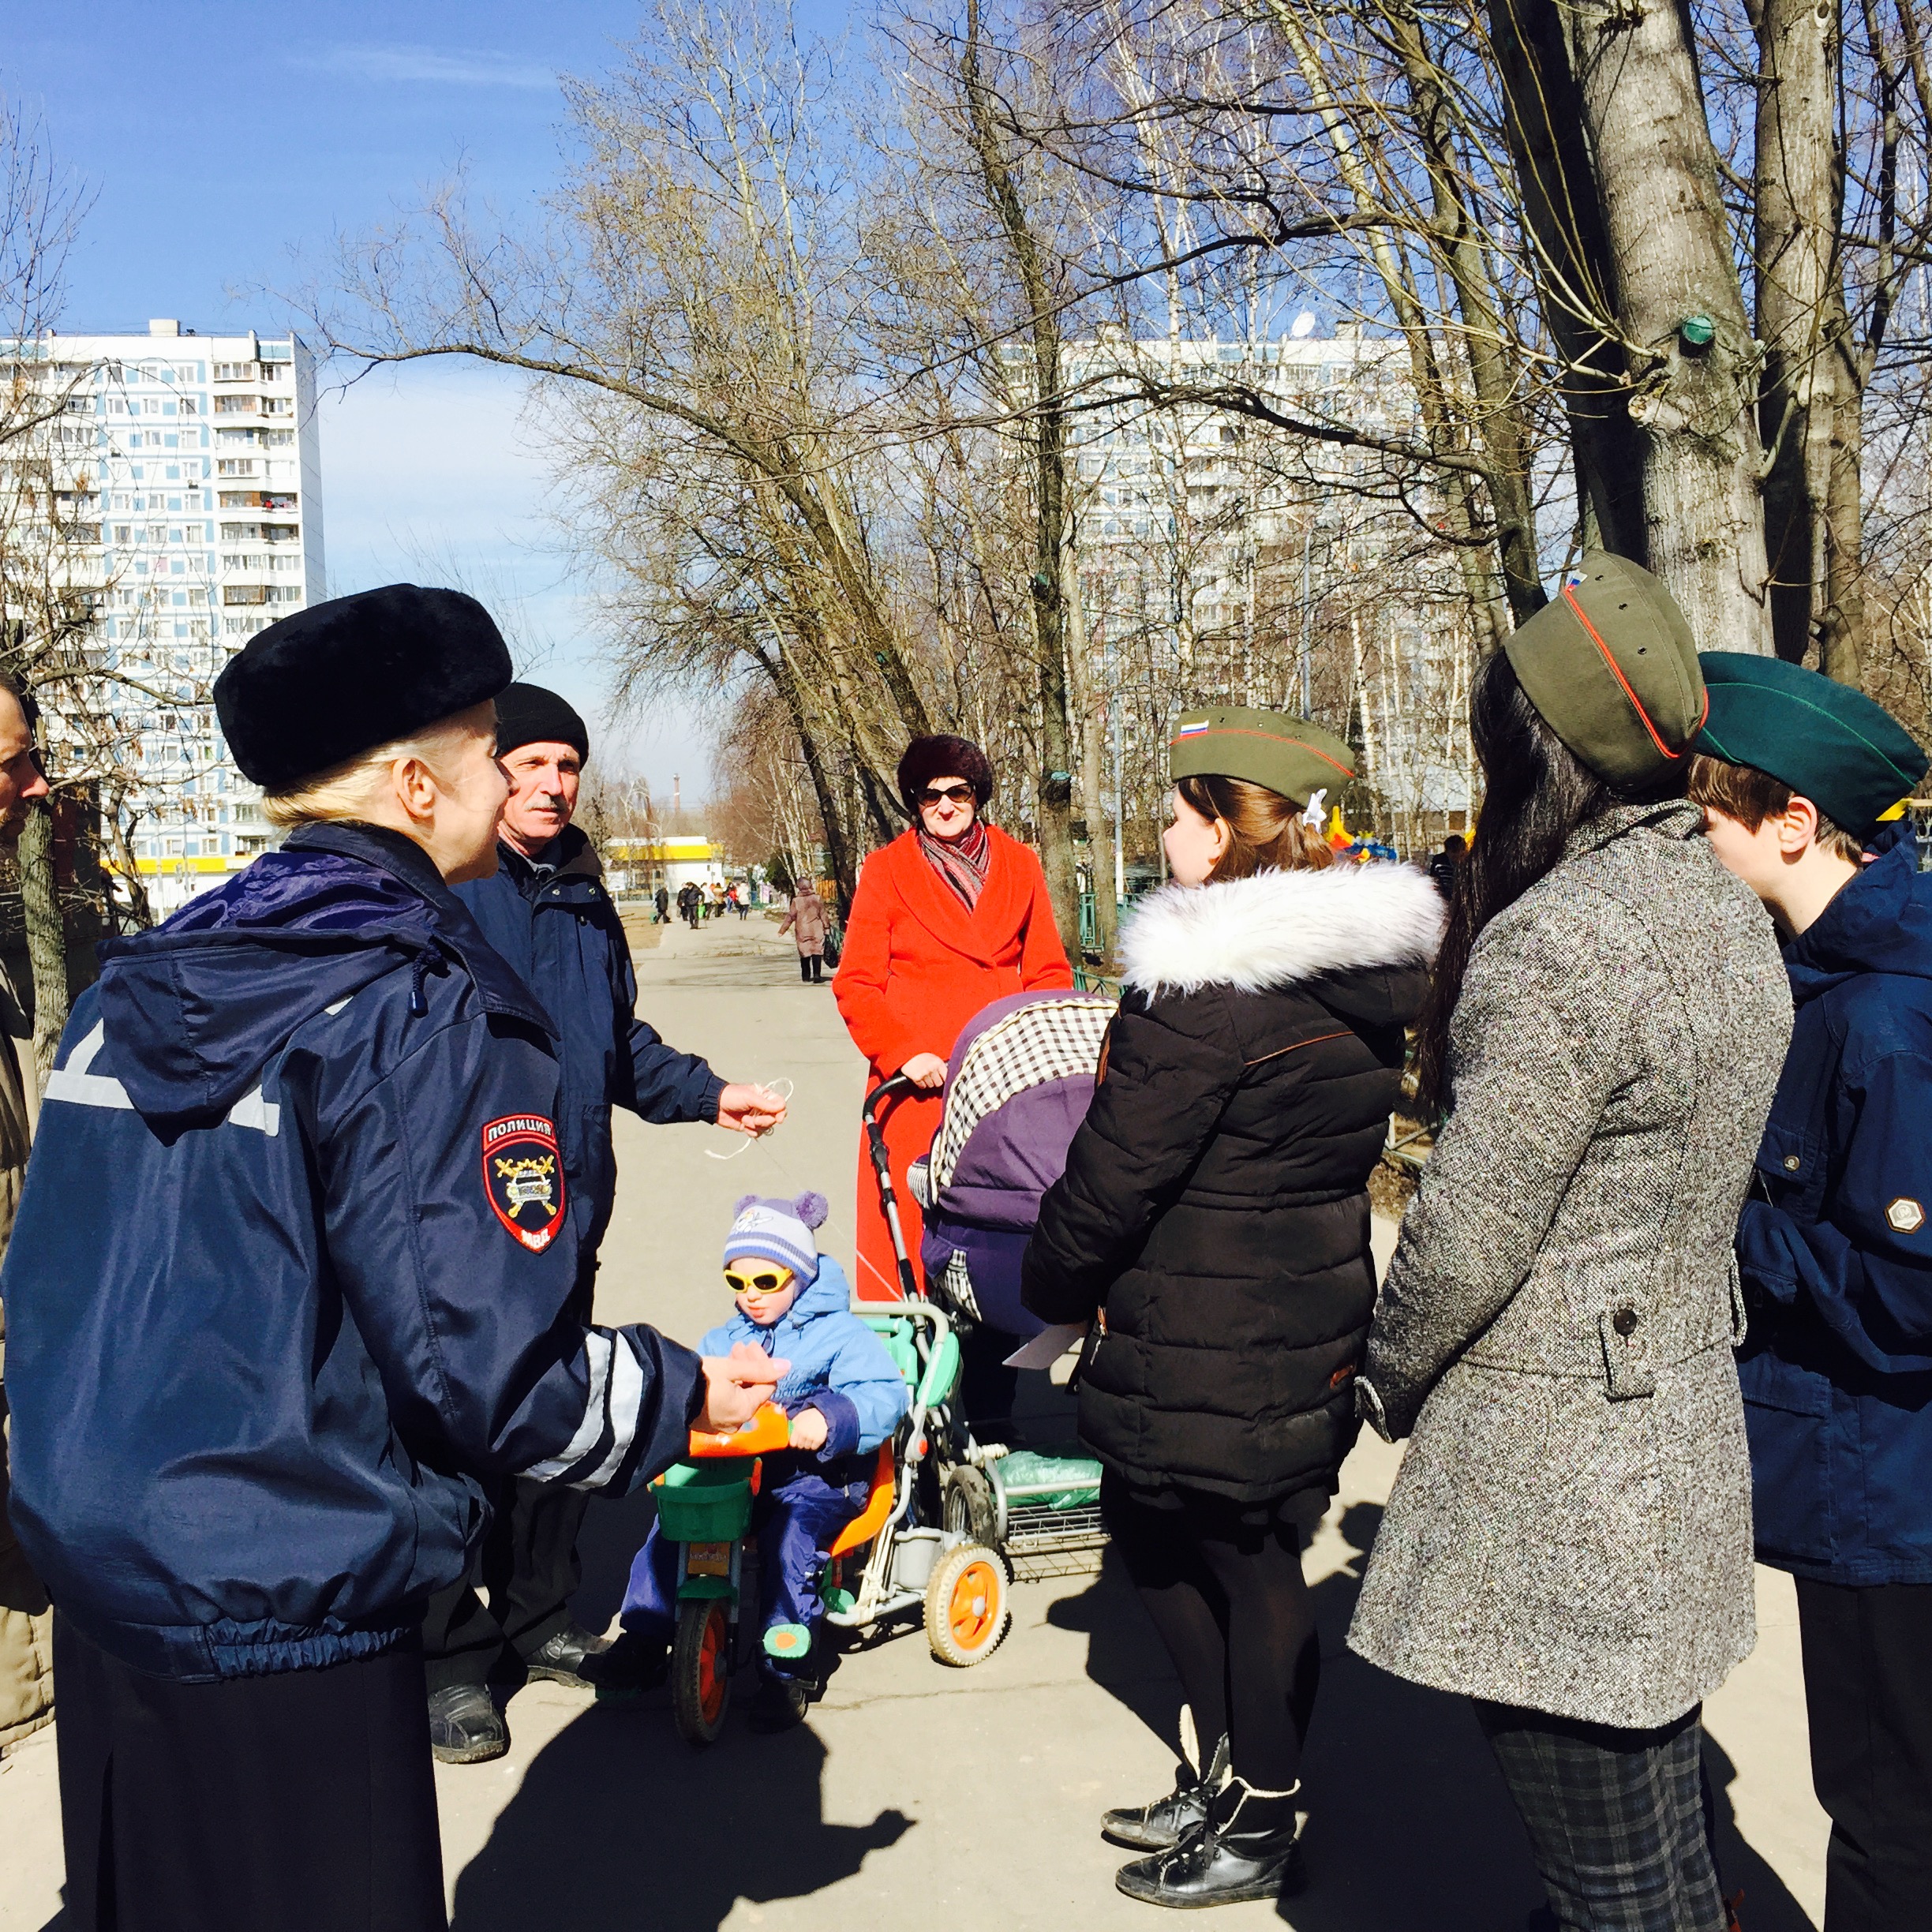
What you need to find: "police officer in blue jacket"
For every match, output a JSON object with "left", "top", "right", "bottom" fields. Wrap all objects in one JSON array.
[
  {"left": 1691, "top": 654, "right": 1932, "bottom": 1932},
  {"left": 0, "top": 586, "right": 781, "bottom": 1932},
  {"left": 421, "top": 681, "right": 786, "bottom": 1758}
]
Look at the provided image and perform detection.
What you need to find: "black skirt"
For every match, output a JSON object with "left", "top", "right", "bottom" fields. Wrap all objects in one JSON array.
[{"left": 54, "top": 1616, "right": 447, "bottom": 1932}]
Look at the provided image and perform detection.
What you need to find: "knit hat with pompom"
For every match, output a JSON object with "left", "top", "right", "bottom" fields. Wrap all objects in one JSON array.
[{"left": 723, "top": 1192, "right": 828, "bottom": 1282}]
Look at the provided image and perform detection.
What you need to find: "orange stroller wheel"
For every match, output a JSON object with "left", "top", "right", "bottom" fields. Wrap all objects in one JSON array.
[{"left": 924, "top": 1544, "right": 1011, "bottom": 1667}]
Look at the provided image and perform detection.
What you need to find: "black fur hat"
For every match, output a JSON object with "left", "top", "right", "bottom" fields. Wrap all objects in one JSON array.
[
  {"left": 214, "top": 584, "right": 513, "bottom": 791},
  {"left": 897, "top": 735, "right": 994, "bottom": 817}
]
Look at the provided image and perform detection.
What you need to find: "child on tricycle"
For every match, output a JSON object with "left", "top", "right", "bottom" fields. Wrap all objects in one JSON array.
[{"left": 590, "top": 1192, "right": 908, "bottom": 1731}]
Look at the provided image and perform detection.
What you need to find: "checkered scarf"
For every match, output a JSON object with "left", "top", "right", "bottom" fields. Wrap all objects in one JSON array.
[{"left": 918, "top": 817, "right": 990, "bottom": 911}]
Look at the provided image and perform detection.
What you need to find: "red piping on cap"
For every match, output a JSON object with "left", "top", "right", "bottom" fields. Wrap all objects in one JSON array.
[{"left": 1559, "top": 582, "right": 1704, "bottom": 759}]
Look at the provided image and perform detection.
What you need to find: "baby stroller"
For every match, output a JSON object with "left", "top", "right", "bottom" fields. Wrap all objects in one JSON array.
[{"left": 868, "top": 987, "right": 1118, "bottom": 1578}]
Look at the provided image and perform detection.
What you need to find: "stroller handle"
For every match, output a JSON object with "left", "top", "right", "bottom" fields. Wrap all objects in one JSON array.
[
  {"left": 861, "top": 1073, "right": 927, "bottom": 1301},
  {"left": 862, "top": 1071, "right": 921, "bottom": 1125}
]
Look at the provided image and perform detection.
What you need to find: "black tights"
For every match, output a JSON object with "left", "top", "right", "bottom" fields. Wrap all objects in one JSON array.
[
  {"left": 798, "top": 955, "right": 822, "bottom": 983},
  {"left": 1103, "top": 1477, "right": 1320, "bottom": 1792}
]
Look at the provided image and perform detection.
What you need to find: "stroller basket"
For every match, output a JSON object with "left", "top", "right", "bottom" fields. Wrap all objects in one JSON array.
[{"left": 988, "top": 1448, "right": 1106, "bottom": 1578}]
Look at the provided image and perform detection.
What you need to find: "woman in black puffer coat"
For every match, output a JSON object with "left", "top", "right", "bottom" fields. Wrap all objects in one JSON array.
[{"left": 1023, "top": 707, "right": 1441, "bottom": 1911}]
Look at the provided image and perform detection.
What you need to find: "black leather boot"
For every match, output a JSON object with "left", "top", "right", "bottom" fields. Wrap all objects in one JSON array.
[
  {"left": 1114, "top": 1773, "right": 1305, "bottom": 1908},
  {"left": 1103, "top": 1734, "right": 1230, "bottom": 1851}
]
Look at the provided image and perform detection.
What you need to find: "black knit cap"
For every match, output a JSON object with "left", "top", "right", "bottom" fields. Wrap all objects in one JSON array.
[
  {"left": 897, "top": 735, "right": 994, "bottom": 816},
  {"left": 493, "top": 682, "right": 590, "bottom": 764},
  {"left": 214, "top": 584, "right": 512, "bottom": 792}
]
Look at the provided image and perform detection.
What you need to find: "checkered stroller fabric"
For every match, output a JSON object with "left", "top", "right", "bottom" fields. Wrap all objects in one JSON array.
[
  {"left": 914, "top": 990, "right": 1115, "bottom": 1338},
  {"left": 930, "top": 997, "right": 1118, "bottom": 1194}
]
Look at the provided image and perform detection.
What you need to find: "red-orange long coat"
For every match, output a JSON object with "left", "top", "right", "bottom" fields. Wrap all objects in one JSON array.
[{"left": 834, "top": 826, "right": 1073, "bottom": 1300}]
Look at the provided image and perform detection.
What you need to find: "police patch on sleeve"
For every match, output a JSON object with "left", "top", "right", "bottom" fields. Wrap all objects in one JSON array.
[{"left": 482, "top": 1116, "right": 566, "bottom": 1252}]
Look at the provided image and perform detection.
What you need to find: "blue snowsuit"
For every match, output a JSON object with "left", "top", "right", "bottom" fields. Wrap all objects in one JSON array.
[
  {"left": 1737, "top": 830, "right": 1932, "bottom": 1583},
  {"left": 0, "top": 824, "right": 702, "bottom": 1682},
  {"left": 455, "top": 828, "right": 724, "bottom": 1260},
  {"left": 620, "top": 1257, "right": 907, "bottom": 1677}
]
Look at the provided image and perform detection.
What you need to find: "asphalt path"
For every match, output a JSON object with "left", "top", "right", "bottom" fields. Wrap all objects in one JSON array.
[{"left": 0, "top": 910, "right": 1828, "bottom": 1929}]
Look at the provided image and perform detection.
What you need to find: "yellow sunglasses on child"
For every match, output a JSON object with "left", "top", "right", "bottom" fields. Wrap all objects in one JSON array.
[{"left": 724, "top": 1265, "right": 794, "bottom": 1295}]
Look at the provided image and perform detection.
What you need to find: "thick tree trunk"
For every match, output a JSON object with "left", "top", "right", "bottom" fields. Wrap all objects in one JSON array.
[
  {"left": 1561, "top": 0, "right": 1773, "bottom": 653},
  {"left": 1754, "top": 0, "right": 1840, "bottom": 665},
  {"left": 1487, "top": 0, "right": 1653, "bottom": 562},
  {"left": 960, "top": 0, "right": 1082, "bottom": 957},
  {"left": 17, "top": 799, "right": 66, "bottom": 1095}
]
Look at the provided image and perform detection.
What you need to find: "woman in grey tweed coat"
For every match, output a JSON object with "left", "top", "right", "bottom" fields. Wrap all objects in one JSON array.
[{"left": 1349, "top": 558, "right": 1791, "bottom": 1932}]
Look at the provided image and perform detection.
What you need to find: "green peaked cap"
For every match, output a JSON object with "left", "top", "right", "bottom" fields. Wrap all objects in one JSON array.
[
  {"left": 1695, "top": 652, "right": 1927, "bottom": 837},
  {"left": 1503, "top": 553, "right": 1705, "bottom": 787},
  {"left": 1168, "top": 706, "right": 1355, "bottom": 805}
]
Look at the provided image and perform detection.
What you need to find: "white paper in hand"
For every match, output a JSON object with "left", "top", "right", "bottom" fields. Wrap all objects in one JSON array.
[{"left": 1002, "top": 1322, "right": 1088, "bottom": 1371}]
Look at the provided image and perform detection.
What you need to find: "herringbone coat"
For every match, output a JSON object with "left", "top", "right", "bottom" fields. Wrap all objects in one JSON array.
[{"left": 1348, "top": 802, "right": 1792, "bottom": 1728}]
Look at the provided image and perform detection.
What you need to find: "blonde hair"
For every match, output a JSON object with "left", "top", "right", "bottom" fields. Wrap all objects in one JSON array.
[
  {"left": 261, "top": 708, "right": 492, "bottom": 829},
  {"left": 1175, "top": 773, "right": 1334, "bottom": 878}
]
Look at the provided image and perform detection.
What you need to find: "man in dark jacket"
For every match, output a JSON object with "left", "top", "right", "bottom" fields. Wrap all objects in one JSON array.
[
  {"left": 1691, "top": 653, "right": 1932, "bottom": 1932},
  {"left": 421, "top": 681, "right": 786, "bottom": 1760}
]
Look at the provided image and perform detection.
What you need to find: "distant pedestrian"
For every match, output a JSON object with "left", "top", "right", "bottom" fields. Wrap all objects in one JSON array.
[
  {"left": 653, "top": 884, "right": 669, "bottom": 924},
  {"left": 736, "top": 886, "right": 751, "bottom": 921},
  {"left": 1691, "top": 655, "right": 1932, "bottom": 1932},
  {"left": 779, "top": 880, "right": 829, "bottom": 983},
  {"left": 1349, "top": 557, "right": 1791, "bottom": 1932},
  {"left": 1425, "top": 832, "right": 1465, "bottom": 900}
]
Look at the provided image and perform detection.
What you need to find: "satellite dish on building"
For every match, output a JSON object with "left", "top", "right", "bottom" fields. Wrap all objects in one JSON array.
[{"left": 1290, "top": 311, "right": 1318, "bottom": 339}]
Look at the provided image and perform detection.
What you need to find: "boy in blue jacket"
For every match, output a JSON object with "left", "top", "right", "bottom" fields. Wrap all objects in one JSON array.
[
  {"left": 1690, "top": 653, "right": 1932, "bottom": 1932},
  {"left": 593, "top": 1191, "right": 908, "bottom": 1728}
]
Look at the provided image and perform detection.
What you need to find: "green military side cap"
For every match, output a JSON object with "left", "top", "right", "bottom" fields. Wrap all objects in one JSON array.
[
  {"left": 1168, "top": 706, "right": 1355, "bottom": 805},
  {"left": 1503, "top": 553, "right": 1706, "bottom": 788},
  {"left": 1696, "top": 653, "right": 1928, "bottom": 837}
]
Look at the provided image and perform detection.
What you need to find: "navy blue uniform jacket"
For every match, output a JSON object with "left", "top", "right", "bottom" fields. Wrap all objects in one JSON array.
[
  {"left": 455, "top": 829, "right": 724, "bottom": 1255},
  {"left": 0, "top": 824, "right": 702, "bottom": 1682},
  {"left": 1738, "top": 830, "right": 1932, "bottom": 1585}
]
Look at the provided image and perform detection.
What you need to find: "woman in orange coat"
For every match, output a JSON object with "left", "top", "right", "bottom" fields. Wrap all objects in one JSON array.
[{"left": 835, "top": 736, "right": 1072, "bottom": 1303}]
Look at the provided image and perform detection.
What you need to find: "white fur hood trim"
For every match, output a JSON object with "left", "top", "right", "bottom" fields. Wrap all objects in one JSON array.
[{"left": 1120, "top": 863, "right": 1445, "bottom": 997}]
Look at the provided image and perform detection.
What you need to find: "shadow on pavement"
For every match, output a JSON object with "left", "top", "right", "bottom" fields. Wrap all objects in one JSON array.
[
  {"left": 1051, "top": 1500, "right": 1815, "bottom": 1932},
  {"left": 448, "top": 1705, "right": 909, "bottom": 1932}
]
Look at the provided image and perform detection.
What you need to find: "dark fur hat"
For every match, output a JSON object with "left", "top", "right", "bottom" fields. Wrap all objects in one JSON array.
[
  {"left": 214, "top": 584, "right": 512, "bottom": 792},
  {"left": 897, "top": 735, "right": 994, "bottom": 817}
]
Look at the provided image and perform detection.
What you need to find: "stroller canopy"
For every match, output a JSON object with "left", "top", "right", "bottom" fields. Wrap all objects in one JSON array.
[{"left": 927, "top": 989, "right": 1117, "bottom": 1226}]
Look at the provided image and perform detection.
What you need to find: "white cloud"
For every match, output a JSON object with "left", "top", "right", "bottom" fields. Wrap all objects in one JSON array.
[{"left": 301, "top": 43, "right": 556, "bottom": 89}]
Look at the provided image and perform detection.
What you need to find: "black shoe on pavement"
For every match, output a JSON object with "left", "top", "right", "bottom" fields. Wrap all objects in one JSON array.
[
  {"left": 748, "top": 1676, "right": 811, "bottom": 1733},
  {"left": 428, "top": 1683, "right": 509, "bottom": 1765},
  {"left": 1103, "top": 1734, "right": 1230, "bottom": 1852},
  {"left": 523, "top": 1624, "right": 610, "bottom": 1687},
  {"left": 1114, "top": 1774, "right": 1304, "bottom": 1908},
  {"left": 581, "top": 1632, "right": 668, "bottom": 1705}
]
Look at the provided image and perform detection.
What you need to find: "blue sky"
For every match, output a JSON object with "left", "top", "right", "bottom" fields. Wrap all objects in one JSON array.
[{"left": 6, "top": 1, "right": 846, "bottom": 795}]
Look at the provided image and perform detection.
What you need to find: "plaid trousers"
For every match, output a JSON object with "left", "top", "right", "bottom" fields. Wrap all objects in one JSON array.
[{"left": 1475, "top": 1700, "right": 1726, "bottom": 1932}]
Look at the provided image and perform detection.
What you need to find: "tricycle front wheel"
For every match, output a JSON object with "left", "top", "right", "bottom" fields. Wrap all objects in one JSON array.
[{"left": 671, "top": 1599, "right": 732, "bottom": 1745}]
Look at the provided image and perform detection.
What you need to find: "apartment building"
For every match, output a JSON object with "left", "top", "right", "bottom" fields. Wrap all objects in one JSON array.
[
  {"left": 3, "top": 319, "right": 325, "bottom": 913},
  {"left": 1037, "top": 327, "right": 1472, "bottom": 849}
]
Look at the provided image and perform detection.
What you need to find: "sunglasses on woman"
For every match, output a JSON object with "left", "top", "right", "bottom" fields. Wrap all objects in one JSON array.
[
  {"left": 920, "top": 784, "right": 975, "bottom": 807},
  {"left": 724, "top": 1266, "right": 794, "bottom": 1295}
]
